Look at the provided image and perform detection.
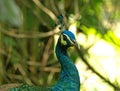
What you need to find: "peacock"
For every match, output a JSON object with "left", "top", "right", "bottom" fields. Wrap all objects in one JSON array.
[
  {"left": 0, "top": 14, "right": 80, "bottom": 91},
  {"left": 0, "top": 30, "right": 80, "bottom": 91}
]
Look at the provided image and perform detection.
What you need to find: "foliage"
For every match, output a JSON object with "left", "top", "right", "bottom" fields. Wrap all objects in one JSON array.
[{"left": 0, "top": 0, "right": 120, "bottom": 91}]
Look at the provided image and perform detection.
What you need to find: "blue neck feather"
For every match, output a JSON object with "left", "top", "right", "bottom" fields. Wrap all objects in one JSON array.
[{"left": 52, "top": 41, "right": 80, "bottom": 91}]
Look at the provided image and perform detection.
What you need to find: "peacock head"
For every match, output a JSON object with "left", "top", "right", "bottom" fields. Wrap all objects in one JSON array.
[{"left": 58, "top": 30, "right": 79, "bottom": 48}]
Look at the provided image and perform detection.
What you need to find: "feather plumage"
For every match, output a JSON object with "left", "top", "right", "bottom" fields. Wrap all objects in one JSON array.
[{"left": 51, "top": 30, "right": 80, "bottom": 91}]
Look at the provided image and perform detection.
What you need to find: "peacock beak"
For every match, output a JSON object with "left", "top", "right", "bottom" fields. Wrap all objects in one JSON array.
[{"left": 72, "top": 40, "right": 80, "bottom": 49}]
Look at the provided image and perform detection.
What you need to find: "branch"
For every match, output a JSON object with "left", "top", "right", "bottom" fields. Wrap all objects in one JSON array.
[
  {"left": 40, "top": 37, "right": 53, "bottom": 68},
  {"left": 0, "top": 28, "right": 60, "bottom": 39},
  {"left": 33, "top": 0, "right": 57, "bottom": 21},
  {"left": 74, "top": 0, "right": 80, "bottom": 19},
  {"left": 75, "top": 46, "right": 120, "bottom": 90},
  {"left": 0, "top": 83, "right": 22, "bottom": 91}
]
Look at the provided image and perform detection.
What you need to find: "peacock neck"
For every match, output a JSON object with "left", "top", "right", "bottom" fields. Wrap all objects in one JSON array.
[{"left": 52, "top": 42, "right": 80, "bottom": 91}]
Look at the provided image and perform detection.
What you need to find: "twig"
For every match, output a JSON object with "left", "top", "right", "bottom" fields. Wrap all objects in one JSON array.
[
  {"left": 33, "top": 0, "right": 57, "bottom": 21},
  {"left": 40, "top": 67, "right": 60, "bottom": 72},
  {"left": 50, "top": 0, "right": 59, "bottom": 16},
  {"left": 0, "top": 83, "right": 22, "bottom": 91},
  {"left": 74, "top": 0, "right": 80, "bottom": 19},
  {"left": 0, "top": 28, "right": 60, "bottom": 39},
  {"left": 40, "top": 37, "right": 53, "bottom": 68},
  {"left": 15, "top": 64, "right": 32, "bottom": 84},
  {"left": 27, "top": 62, "right": 60, "bottom": 72},
  {"left": 47, "top": 71, "right": 55, "bottom": 84}
]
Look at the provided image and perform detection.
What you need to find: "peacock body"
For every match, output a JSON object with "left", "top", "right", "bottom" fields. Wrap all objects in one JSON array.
[
  {"left": 51, "top": 30, "right": 80, "bottom": 91},
  {"left": 7, "top": 30, "right": 80, "bottom": 91}
]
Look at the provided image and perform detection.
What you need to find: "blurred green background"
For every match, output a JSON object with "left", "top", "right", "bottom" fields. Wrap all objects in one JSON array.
[{"left": 0, "top": 0, "right": 120, "bottom": 91}]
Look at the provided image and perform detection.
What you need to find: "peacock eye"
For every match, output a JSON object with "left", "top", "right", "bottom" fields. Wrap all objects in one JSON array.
[{"left": 63, "top": 35, "right": 67, "bottom": 40}]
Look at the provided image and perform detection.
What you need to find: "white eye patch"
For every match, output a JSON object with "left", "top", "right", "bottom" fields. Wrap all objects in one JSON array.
[
  {"left": 60, "top": 34, "right": 67, "bottom": 45},
  {"left": 60, "top": 34, "right": 74, "bottom": 45}
]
